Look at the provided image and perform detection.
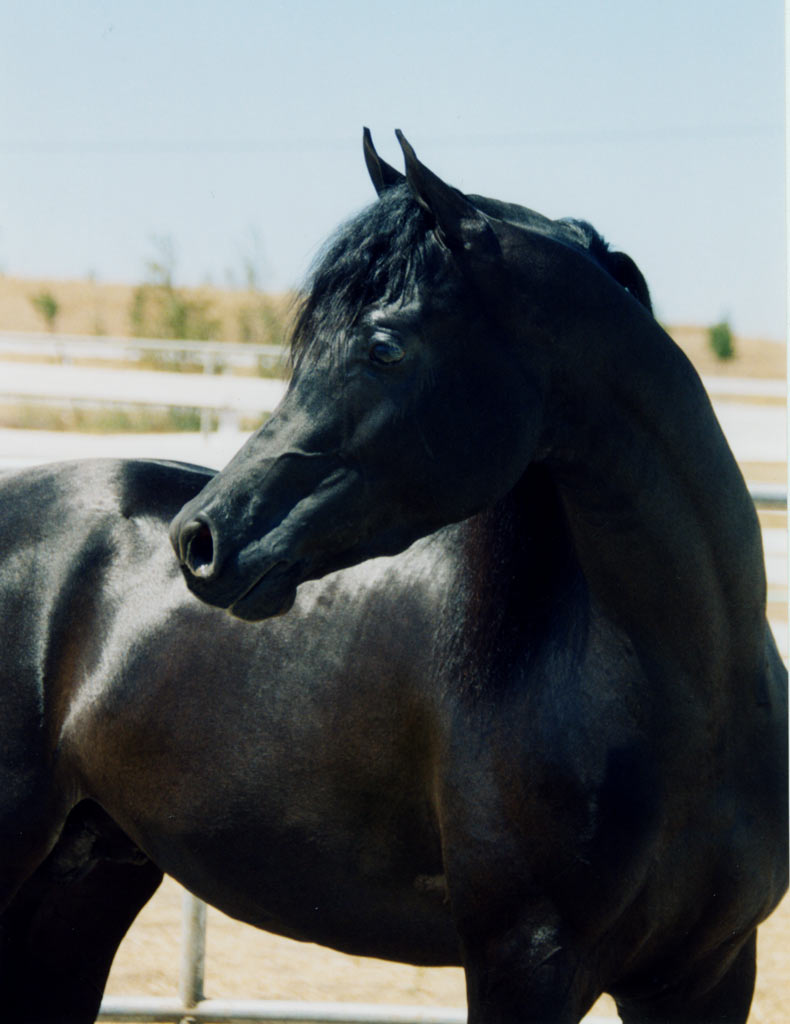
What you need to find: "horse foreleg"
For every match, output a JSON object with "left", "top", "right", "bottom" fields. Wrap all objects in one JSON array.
[
  {"left": 613, "top": 931, "right": 757, "bottom": 1024},
  {"left": 0, "top": 815, "right": 162, "bottom": 1024},
  {"left": 460, "top": 911, "right": 598, "bottom": 1024}
]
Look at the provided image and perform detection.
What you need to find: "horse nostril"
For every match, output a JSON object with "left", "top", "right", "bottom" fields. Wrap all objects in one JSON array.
[{"left": 181, "top": 520, "right": 217, "bottom": 578}]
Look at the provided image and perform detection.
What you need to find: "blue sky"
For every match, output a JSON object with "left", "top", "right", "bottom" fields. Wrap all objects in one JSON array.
[{"left": 2, "top": 0, "right": 785, "bottom": 338}]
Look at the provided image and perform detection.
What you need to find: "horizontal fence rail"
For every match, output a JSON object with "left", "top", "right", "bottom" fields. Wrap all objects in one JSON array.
[
  {"left": 98, "top": 998, "right": 620, "bottom": 1023},
  {"left": 97, "top": 996, "right": 473, "bottom": 1024},
  {"left": 0, "top": 328, "right": 784, "bottom": 395},
  {"left": 0, "top": 329, "right": 286, "bottom": 372},
  {"left": 749, "top": 484, "right": 787, "bottom": 509},
  {"left": 0, "top": 361, "right": 288, "bottom": 419}
]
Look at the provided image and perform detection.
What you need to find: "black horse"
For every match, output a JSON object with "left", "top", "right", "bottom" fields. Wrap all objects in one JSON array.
[{"left": 1, "top": 132, "right": 786, "bottom": 1024}]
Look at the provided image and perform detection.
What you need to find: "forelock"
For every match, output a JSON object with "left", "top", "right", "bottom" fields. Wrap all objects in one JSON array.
[{"left": 289, "top": 185, "right": 440, "bottom": 370}]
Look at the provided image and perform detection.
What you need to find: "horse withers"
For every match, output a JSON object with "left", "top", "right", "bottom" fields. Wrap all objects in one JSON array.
[{"left": 1, "top": 131, "right": 786, "bottom": 1024}]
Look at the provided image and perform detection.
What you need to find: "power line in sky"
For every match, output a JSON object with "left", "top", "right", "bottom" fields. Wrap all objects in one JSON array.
[{"left": 0, "top": 124, "right": 781, "bottom": 156}]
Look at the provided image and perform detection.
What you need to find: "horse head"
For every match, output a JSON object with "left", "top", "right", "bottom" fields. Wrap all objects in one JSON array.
[{"left": 169, "top": 131, "right": 626, "bottom": 620}]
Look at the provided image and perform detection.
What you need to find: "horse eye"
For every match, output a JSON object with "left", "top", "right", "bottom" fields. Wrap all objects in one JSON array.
[{"left": 369, "top": 337, "right": 405, "bottom": 365}]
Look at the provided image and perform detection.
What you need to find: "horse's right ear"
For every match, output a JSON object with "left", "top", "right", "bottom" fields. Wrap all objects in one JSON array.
[
  {"left": 395, "top": 130, "right": 500, "bottom": 260},
  {"left": 363, "top": 128, "right": 405, "bottom": 197}
]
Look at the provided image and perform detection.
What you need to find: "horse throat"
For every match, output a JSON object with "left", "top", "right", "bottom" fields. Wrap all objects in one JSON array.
[{"left": 448, "top": 466, "right": 587, "bottom": 696}]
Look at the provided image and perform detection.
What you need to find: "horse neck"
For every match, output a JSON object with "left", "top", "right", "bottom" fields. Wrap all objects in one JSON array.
[{"left": 537, "top": 302, "right": 766, "bottom": 684}]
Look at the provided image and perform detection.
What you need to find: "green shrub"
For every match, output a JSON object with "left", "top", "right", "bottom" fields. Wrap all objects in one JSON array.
[
  {"left": 708, "top": 320, "right": 736, "bottom": 361},
  {"left": 30, "top": 291, "right": 59, "bottom": 331}
]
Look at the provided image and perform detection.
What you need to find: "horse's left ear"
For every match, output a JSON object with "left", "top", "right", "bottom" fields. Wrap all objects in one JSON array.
[
  {"left": 395, "top": 130, "right": 500, "bottom": 259},
  {"left": 363, "top": 127, "right": 405, "bottom": 196}
]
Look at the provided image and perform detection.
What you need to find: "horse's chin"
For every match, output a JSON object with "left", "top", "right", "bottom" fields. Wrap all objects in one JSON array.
[
  {"left": 229, "top": 587, "right": 297, "bottom": 621},
  {"left": 227, "top": 562, "right": 300, "bottom": 621}
]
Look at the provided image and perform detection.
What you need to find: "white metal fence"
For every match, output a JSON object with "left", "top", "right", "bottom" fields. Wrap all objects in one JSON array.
[{"left": 0, "top": 329, "right": 285, "bottom": 372}]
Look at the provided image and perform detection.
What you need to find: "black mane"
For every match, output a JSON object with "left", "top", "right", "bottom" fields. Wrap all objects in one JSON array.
[
  {"left": 290, "top": 186, "right": 652, "bottom": 368},
  {"left": 557, "top": 217, "right": 653, "bottom": 312}
]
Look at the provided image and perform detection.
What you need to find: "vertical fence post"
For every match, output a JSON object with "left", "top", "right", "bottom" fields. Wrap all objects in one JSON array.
[{"left": 179, "top": 891, "right": 207, "bottom": 1012}]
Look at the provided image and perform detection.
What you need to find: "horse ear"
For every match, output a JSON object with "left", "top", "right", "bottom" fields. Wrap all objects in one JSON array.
[
  {"left": 395, "top": 130, "right": 499, "bottom": 258},
  {"left": 363, "top": 127, "right": 405, "bottom": 196}
]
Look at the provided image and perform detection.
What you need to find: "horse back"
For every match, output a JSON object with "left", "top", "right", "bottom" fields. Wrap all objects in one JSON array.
[{"left": 0, "top": 458, "right": 214, "bottom": 781}]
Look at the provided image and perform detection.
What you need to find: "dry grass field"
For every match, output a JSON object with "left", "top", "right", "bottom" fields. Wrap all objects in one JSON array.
[
  {"left": 1, "top": 278, "right": 785, "bottom": 1021},
  {"left": 667, "top": 324, "right": 785, "bottom": 380},
  {"left": 0, "top": 274, "right": 292, "bottom": 343}
]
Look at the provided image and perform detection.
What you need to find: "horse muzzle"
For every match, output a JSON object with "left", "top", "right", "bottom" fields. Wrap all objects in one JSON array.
[
  {"left": 169, "top": 452, "right": 363, "bottom": 620},
  {"left": 168, "top": 508, "right": 291, "bottom": 614}
]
